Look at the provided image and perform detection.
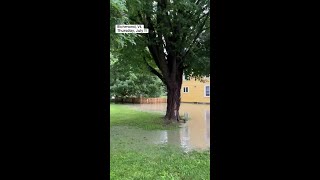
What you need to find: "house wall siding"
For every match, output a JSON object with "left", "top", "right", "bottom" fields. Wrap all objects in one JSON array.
[{"left": 181, "top": 78, "right": 210, "bottom": 103}]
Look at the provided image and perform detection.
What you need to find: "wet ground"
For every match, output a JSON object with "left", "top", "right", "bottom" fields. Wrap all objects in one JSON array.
[{"left": 116, "top": 103, "right": 210, "bottom": 152}]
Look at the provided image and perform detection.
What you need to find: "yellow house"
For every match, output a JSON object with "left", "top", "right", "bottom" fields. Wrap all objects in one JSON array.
[{"left": 181, "top": 75, "right": 210, "bottom": 104}]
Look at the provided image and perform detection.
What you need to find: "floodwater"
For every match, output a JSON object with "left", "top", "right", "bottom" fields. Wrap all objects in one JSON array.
[{"left": 122, "top": 103, "right": 210, "bottom": 152}]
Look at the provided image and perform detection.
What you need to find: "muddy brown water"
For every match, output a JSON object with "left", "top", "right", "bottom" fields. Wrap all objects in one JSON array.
[{"left": 120, "top": 103, "right": 210, "bottom": 152}]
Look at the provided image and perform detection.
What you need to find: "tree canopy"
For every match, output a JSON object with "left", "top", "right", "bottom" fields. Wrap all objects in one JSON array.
[
  {"left": 112, "top": 0, "right": 210, "bottom": 79},
  {"left": 110, "top": 0, "right": 210, "bottom": 121}
]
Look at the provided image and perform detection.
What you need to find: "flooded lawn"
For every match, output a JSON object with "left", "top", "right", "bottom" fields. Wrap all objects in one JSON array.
[
  {"left": 110, "top": 103, "right": 210, "bottom": 179},
  {"left": 118, "top": 103, "right": 210, "bottom": 152}
]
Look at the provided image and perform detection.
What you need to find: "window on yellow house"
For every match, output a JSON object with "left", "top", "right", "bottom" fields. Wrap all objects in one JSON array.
[
  {"left": 183, "top": 74, "right": 190, "bottom": 81},
  {"left": 183, "top": 87, "right": 189, "bottom": 93},
  {"left": 204, "top": 85, "right": 210, "bottom": 97}
]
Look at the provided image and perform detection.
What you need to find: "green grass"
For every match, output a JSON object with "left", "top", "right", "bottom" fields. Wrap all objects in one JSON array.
[
  {"left": 110, "top": 104, "right": 210, "bottom": 180},
  {"left": 110, "top": 104, "right": 178, "bottom": 130}
]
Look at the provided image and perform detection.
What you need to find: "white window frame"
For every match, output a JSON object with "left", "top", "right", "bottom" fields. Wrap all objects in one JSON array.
[
  {"left": 183, "top": 73, "right": 190, "bottom": 81},
  {"left": 204, "top": 85, "right": 210, "bottom": 97},
  {"left": 183, "top": 86, "right": 189, "bottom": 93}
]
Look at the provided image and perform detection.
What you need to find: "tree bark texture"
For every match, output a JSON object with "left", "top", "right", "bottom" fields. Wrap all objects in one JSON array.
[{"left": 164, "top": 67, "right": 183, "bottom": 123}]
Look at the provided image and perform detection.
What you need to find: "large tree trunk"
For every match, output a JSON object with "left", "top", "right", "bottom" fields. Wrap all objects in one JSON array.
[
  {"left": 165, "top": 85, "right": 180, "bottom": 122},
  {"left": 143, "top": 24, "right": 185, "bottom": 123},
  {"left": 164, "top": 69, "right": 183, "bottom": 123}
]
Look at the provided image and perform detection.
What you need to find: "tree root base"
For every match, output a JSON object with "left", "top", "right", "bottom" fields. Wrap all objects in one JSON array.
[{"left": 163, "top": 116, "right": 186, "bottom": 124}]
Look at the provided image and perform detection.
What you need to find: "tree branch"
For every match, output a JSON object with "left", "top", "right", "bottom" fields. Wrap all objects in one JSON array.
[
  {"left": 180, "top": 10, "right": 210, "bottom": 63},
  {"left": 145, "top": 14, "right": 170, "bottom": 81},
  {"left": 202, "top": 26, "right": 210, "bottom": 31},
  {"left": 143, "top": 57, "right": 167, "bottom": 85},
  {"left": 178, "top": 4, "right": 208, "bottom": 50},
  {"left": 197, "top": 11, "right": 210, "bottom": 22},
  {"left": 195, "top": 0, "right": 202, "bottom": 5}
]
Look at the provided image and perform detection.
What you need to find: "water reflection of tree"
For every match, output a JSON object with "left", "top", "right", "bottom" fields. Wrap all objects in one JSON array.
[
  {"left": 166, "top": 130, "right": 181, "bottom": 147},
  {"left": 205, "top": 110, "right": 210, "bottom": 145},
  {"left": 164, "top": 125, "right": 190, "bottom": 151},
  {"left": 159, "top": 131, "right": 168, "bottom": 144},
  {"left": 180, "top": 126, "right": 190, "bottom": 150}
]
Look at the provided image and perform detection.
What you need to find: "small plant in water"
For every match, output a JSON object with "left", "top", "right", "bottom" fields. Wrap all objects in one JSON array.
[{"left": 178, "top": 115, "right": 190, "bottom": 123}]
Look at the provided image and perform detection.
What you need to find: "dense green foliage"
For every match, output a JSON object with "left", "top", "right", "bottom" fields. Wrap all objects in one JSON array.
[
  {"left": 110, "top": 104, "right": 210, "bottom": 179},
  {"left": 110, "top": 55, "right": 166, "bottom": 98},
  {"left": 110, "top": 71, "right": 165, "bottom": 98},
  {"left": 111, "top": 0, "right": 210, "bottom": 79},
  {"left": 110, "top": 0, "right": 134, "bottom": 49}
]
